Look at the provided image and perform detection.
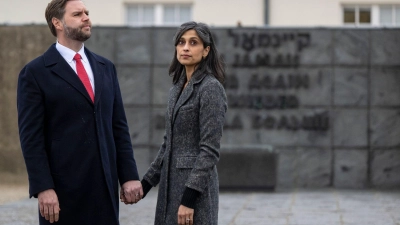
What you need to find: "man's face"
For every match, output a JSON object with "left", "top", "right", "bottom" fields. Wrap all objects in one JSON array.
[{"left": 61, "top": 0, "right": 92, "bottom": 41}]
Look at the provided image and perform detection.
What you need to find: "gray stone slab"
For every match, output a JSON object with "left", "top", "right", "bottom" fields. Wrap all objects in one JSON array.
[
  {"left": 85, "top": 27, "right": 116, "bottom": 63},
  {"left": 225, "top": 68, "right": 332, "bottom": 107},
  {"left": 371, "top": 68, "right": 400, "bottom": 106},
  {"left": 370, "top": 109, "right": 400, "bottom": 147},
  {"left": 209, "top": 28, "right": 231, "bottom": 56},
  {"left": 371, "top": 150, "right": 400, "bottom": 187},
  {"left": 298, "top": 68, "right": 332, "bottom": 106},
  {"left": 276, "top": 148, "right": 332, "bottom": 188},
  {"left": 125, "top": 107, "right": 151, "bottom": 145},
  {"left": 117, "top": 66, "right": 151, "bottom": 105},
  {"left": 222, "top": 108, "right": 331, "bottom": 146},
  {"left": 132, "top": 148, "right": 152, "bottom": 179},
  {"left": 277, "top": 148, "right": 298, "bottom": 188},
  {"left": 115, "top": 28, "right": 152, "bottom": 65},
  {"left": 213, "top": 28, "right": 332, "bottom": 67},
  {"left": 334, "top": 149, "right": 368, "bottom": 188},
  {"left": 295, "top": 148, "right": 331, "bottom": 187},
  {"left": 333, "top": 109, "right": 368, "bottom": 147},
  {"left": 333, "top": 29, "right": 370, "bottom": 65},
  {"left": 218, "top": 148, "right": 277, "bottom": 190},
  {"left": 371, "top": 29, "right": 400, "bottom": 66},
  {"left": 152, "top": 66, "right": 172, "bottom": 105},
  {"left": 152, "top": 28, "right": 177, "bottom": 66},
  {"left": 150, "top": 107, "right": 167, "bottom": 146},
  {"left": 18, "top": 26, "right": 56, "bottom": 65},
  {"left": 334, "top": 68, "right": 368, "bottom": 106},
  {"left": 298, "top": 29, "right": 333, "bottom": 66}
]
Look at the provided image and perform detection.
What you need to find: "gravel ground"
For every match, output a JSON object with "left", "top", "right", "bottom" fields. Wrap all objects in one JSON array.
[
  {"left": 0, "top": 172, "right": 29, "bottom": 205},
  {"left": 1, "top": 173, "right": 399, "bottom": 225},
  {"left": 0, "top": 185, "right": 29, "bottom": 205},
  {"left": 1, "top": 188, "right": 400, "bottom": 225}
]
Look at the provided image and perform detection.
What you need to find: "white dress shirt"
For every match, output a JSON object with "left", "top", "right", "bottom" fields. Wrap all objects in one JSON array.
[{"left": 56, "top": 42, "right": 95, "bottom": 94}]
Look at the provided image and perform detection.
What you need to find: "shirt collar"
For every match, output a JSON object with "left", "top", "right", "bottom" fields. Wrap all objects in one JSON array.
[{"left": 56, "top": 41, "right": 87, "bottom": 63}]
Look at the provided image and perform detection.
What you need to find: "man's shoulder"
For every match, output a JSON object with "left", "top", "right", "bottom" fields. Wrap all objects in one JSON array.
[
  {"left": 24, "top": 54, "right": 46, "bottom": 70},
  {"left": 23, "top": 44, "right": 57, "bottom": 68}
]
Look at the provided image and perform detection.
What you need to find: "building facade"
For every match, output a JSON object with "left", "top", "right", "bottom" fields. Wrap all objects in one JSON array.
[
  {"left": 0, "top": 0, "right": 265, "bottom": 27},
  {"left": 270, "top": 0, "right": 400, "bottom": 27},
  {"left": 1, "top": 0, "right": 400, "bottom": 27}
]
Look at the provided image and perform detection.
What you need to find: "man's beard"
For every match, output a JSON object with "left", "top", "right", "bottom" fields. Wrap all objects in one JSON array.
[{"left": 62, "top": 21, "right": 91, "bottom": 42}]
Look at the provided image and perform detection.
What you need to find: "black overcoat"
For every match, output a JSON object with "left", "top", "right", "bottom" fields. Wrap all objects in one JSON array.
[{"left": 17, "top": 44, "right": 139, "bottom": 225}]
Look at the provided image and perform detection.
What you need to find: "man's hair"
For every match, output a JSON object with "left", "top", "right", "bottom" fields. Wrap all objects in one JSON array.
[{"left": 45, "top": 0, "right": 69, "bottom": 37}]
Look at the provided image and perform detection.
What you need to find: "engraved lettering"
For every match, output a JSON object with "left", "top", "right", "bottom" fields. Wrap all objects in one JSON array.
[
  {"left": 297, "top": 33, "right": 311, "bottom": 52},
  {"left": 242, "top": 33, "right": 256, "bottom": 52}
]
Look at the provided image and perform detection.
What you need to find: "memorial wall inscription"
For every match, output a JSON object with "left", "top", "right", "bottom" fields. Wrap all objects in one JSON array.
[
  {"left": 223, "top": 30, "right": 329, "bottom": 133},
  {"left": 227, "top": 30, "right": 311, "bottom": 68},
  {"left": 154, "top": 30, "right": 330, "bottom": 135}
]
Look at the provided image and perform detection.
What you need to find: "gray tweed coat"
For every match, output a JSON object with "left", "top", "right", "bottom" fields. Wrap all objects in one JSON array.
[{"left": 143, "top": 71, "right": 227, "bottom": 225}]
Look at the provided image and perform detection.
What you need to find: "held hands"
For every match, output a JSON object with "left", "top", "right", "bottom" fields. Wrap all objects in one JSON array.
[
  {"left": 38, "top": 189, "right": 60, "bottom": 223},
  {"left": 178, "top": 205, "right": 194, "bottom": 225},
  {"left": 120, "top": 180, "right": 143, "bottom": 204}
]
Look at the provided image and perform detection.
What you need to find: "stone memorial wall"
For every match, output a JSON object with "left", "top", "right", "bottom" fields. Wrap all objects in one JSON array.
[{"left": 1, "top": 25, "right": 399, "bottom": 188}]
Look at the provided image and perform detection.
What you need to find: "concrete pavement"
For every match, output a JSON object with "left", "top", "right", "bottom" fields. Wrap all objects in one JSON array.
[{"left": 0, "top": 188, "right": 399, "bottom": 225}]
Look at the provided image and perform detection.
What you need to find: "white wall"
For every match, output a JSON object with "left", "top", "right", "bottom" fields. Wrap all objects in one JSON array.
[
  {"left": 3, "top": 0, "right": 400, "bottom": 27},
  {"left": 270, "top": 0, "right": 340, "bottom": 26},
  {"left": 0, "top": 0, "right": 123, "bottom": 25},
  {"left": 84, "top": 1, "right": 124, "bottom": 26},
  {"left": 192, "top": 0, "right": 264, "bottom": 27},
  {"left": 270, "top": 0, "right": 400, "bottom": 27},
  {"left": 0, "top": 0, "right": 49, "bottom": 24},
  {"left": 0, "top": 0, "right": 264, "bottom": 27}
]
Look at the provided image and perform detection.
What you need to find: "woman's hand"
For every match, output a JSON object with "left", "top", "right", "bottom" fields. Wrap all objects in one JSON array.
[
  {"left": 120, "top": 180, "right": 143, "bottom": 204},
  {"left": 177, "top": 205, "right": 194, "bottom": 225}
]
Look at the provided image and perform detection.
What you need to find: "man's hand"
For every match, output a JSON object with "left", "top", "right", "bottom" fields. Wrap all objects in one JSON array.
[
  {"left": 178, "top": 205, "right": 194, "bottom": 225},
  {"left": 38, "top": 189, "right": 60, "bottom": 223},
  {"left": 120, "top": 180, "right": 143, "bottom": 204}
]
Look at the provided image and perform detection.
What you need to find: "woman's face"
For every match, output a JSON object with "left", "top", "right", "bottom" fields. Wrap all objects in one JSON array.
[{"left": 176, "top": 29, "right": 210, "bottom": 69}]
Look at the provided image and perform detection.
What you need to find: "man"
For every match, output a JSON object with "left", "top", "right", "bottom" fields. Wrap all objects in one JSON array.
[{"left": 17, "top": 0, "right": 143, "bottom": 224}]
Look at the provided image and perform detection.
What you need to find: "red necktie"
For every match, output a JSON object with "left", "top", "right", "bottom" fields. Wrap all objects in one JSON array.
[{"left": 74, "top": 53, "right": 94, "bottom": 102}]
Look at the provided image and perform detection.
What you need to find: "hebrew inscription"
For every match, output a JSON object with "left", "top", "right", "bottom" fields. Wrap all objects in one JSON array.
[{"left": 154, "top": 30, "right": 329, "bottom": 132}]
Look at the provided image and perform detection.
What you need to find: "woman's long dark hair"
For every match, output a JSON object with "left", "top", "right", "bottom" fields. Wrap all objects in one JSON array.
[{"left": 169, "top": 21, "right": 225, "bottom": 84}]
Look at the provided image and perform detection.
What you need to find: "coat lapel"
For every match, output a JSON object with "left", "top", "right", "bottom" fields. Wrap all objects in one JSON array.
[
  {"left": 44, "top": 44, "right": 94, "bottom": 104},
  {"left": 84, "top": 47, "right": 104, "bottom": 106},
  {"left": 43, "top": 44, "right": 105, "bottom": 105},
  {"left": 168, "top": 75, "right": 185, "bottom": 123},
  {"left": 171, "top": 71, "right": 208, "bottom": 124}
]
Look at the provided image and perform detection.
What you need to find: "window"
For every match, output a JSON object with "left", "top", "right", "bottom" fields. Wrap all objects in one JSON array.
[
  {"left": 344, "top": 8, "right": 356, "bottom": 23},
  {"left": 163, "top": 5, "right": 191, "bottom": 25},
  {"left": 359, "top": 8, "right": 371, "bottom": 23},
  {"left": 126, "top": 5, "right": 155, "bottom": 26},
  {"left": 343, "top": 6, "right": 371, "bottom": 26},
  {"left": 343, "top": 4, "right": 400, "bottom": 27},
  {"left": 379, "top": 5, "right": 400, "bottom": 26},
  {"left": 126, "top": 4, "right": 192, "bottom": 26}
]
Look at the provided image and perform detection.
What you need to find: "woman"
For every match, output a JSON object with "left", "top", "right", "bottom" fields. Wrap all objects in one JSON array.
[{"left": 141, "top": 21, "right": 227, "bottom": 225}]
